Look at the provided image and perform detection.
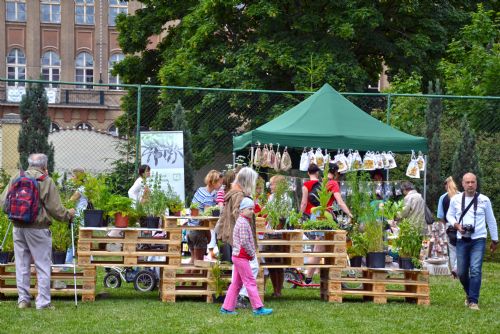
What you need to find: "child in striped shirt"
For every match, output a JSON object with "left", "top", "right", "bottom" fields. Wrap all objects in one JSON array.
[{"left": 220, "top": 197, "right": 273, "bottom": 316}]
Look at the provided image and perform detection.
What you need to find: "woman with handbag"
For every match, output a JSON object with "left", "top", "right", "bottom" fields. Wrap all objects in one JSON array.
[{"left": 437, "top": 176, "right": 459, "bottom": 278}]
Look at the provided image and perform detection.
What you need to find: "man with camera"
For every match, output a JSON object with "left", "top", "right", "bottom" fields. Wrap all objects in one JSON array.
[{"left": 446, "top": 173, "right": 498, "bottom": 311}]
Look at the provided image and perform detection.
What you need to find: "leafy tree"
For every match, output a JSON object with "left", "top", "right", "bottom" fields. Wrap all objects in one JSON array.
[
  {"left": 18, "top": 82, "right": 55, "bottom": 172},
  {"left": 425, "top": 80, "right": 443, "bottom": 210},
  {"left": 171, "top": 101, "right": 194, "bottom": 201},
  {"left": 114, "top": 1, "right": 476, "bottom": 167},
  {"left": 451, "top": 115, "right": 481, "bottom": 189}
]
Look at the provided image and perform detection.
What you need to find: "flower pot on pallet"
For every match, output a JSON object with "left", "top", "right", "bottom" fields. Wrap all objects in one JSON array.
[
  {"left": 398, "top": 257, "right": 415, "bottom": 270},
  {"left": 350, "top": 256, "right": 363, "bottom": 267},
  {"left": 140, "top": 216, "right": 160, "bottom": 229},
  {"left": 366, "top": 252, "right": 385, "bottom": 268},
  {"left": 114, "top": 213, "right": 129, "bottom": 228},
  {"left": 52, "top": 251, "right": 67, "bottom": 265},
  {"left": 0, "top": 251, "right": 13, "bottom": 264},
  {"left": 84, "top": 209, "right": 105, "bottom": 227}
]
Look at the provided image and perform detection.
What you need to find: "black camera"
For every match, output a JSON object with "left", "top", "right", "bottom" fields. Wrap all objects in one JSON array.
[{"left": 462, "top": 224, "right": 475, "bottom": 239}]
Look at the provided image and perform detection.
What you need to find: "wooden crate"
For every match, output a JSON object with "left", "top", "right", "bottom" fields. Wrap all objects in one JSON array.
[
  {"left": 323, "top": 267, "right": 430, "bottom": 305},
  {"left": 77, "top": 228, "right": 180, "bottom": 267},
  {"left": 0, "top": 264, "right": 95, "bottom": 301},
  {"left": 258, "top": 230, "right": 348, "bottom": 268}
]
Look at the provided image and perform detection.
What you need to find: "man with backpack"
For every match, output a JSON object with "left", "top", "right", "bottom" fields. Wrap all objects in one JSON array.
[{"left": 0, "top": 153, "right": 75, "bottom": 310}]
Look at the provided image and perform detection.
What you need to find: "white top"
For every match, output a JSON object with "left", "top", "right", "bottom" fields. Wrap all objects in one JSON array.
[
  {"left": 128, "top": 177, "right": 147, "bottom": 206},
  {"left": 75, "top": 186, "right": 88, "bottom": 217},
  {"left": 446, "top": 193, "right": 498, "bottom": 241}
]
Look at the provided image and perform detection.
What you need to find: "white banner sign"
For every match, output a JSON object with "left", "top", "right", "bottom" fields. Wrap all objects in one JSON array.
[{"left": 140, "top": 131, "right": 185, "bottom": 202}]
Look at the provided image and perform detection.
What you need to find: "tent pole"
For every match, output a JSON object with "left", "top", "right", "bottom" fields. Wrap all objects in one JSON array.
[
  {"left": 250, "top": 146, "right": 254, "bottom": 167},
  {"left": 233, "top": 152, "right": 236, "bottom": 169},
  {"left": 423, "top": 155, "right": 428, "bottom": 203}
]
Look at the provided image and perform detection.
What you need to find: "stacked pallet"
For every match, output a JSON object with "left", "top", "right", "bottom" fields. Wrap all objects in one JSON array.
[
  {"left": 0, "top": 263, "right": 95, "bottom": 301},
  {"left": 323, "top": 267, "right": 430, "bottom": 305}
]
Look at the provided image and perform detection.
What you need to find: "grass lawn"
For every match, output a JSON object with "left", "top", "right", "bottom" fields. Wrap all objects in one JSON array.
[{"left": 1, "top": 262, "right": 499, "bottom": 334}]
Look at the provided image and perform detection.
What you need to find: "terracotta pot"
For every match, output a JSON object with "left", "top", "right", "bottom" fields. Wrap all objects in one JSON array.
[
  {"left": 190, "top": 208, "right": 199, "bottom": 217},
  {"left": 114, "top": 213, "right": 129, "bottom": 228}
]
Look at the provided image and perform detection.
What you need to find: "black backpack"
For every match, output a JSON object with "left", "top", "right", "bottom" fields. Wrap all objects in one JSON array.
[{"left": 308, "top": 181, "right": 321, "bottom": 207}]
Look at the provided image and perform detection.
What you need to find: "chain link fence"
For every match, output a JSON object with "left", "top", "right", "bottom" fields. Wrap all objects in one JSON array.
[{"left": 0, "top": 78, "right": 498, "bottom": 214}]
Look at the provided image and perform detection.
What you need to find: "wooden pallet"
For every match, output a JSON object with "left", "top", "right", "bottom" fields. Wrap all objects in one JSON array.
[
  {"left": 257, "top": 229, "right": 347, "bottom": 268},
  {"left": 0, "top": 264, "right": 96, "bottom": 301},
  {"left": 163, "top": 216, "right": 219, "bottom": 229},
  {"left": 322, "top": 267, "right": 430, "bottom": 305}
]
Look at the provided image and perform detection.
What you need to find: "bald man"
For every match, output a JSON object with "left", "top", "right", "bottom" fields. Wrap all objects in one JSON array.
[{"left": 446, "top": 173, "right": 498, "bottom": 311}]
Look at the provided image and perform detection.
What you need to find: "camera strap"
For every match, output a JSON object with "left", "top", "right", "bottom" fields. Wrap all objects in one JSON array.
[{"left": 459, "top": 192, "right": 478, "bottom": 229}]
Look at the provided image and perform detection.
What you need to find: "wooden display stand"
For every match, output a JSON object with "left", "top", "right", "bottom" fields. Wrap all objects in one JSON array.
[
  {"left": 323, "top": 267, "right": 430, "bottom": 305},
  {"left": 0, "top": 263, "right": 95, "bottom": 302}
]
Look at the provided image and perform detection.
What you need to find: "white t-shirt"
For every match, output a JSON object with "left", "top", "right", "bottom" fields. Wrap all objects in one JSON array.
[
  {"left": 75, "top": 186, "right": 88, "bottom": 217},
  {"left": 128, "top": 177, "right": 147, "bottom": 206}
]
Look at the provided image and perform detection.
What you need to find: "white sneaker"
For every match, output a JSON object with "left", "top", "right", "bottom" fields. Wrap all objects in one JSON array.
[{"left": 469, "top": 303, "right": 480, "bottom": 310}]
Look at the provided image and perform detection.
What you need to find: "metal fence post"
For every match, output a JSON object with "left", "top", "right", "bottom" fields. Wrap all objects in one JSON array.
[
  {"left": 386, "top": 93, "right": 392, "bottom": 125},
  {"left": 135, "top": 85, "right": 142, "bottom": 174}
]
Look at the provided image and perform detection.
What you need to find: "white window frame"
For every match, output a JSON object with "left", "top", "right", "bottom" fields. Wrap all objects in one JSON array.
[
  {"left": 108, "top": 0, "right": 128, "bottom": 26},
  {"left": 108, "top": 53, "right": 124, "bottom": 90},
  {"left": 75, "top": 52, "right": 94, "bottom": 89},
  {"left": 41, "top": 51, "right": 61, "bottom": 88},
  {"left": 41, "top": 0, "right": 61, "bottom": 24},
  {"left": 7, "top": 48, "right": 26, "bottom": 87},
  {"left": 76, "top": 122, "right": 93, "bottom": 130},
  {"left": 6, "top": 0, "right": 26, "bottom": 22},
  {"left": 75, "top": 0, "right": 94, "bottom": 25}
]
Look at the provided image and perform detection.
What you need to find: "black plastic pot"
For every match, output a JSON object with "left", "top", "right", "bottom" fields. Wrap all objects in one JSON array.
[
  {"left": 398, "top": 257, "right": 415, "bottom": 270},
  {"left": 84, "top": 209, "right": 105, "bottom": 227},
  {"left": 140, "top": 216, "right": 160, "bottom": 229},
  {"left": 211, "top": 209, "right": 220, "bottom": 217},
  {"left": 366, "top": 252, "right": 386, "bottom": 268},
  {"left": 212, "top": 294, "right": 225, "bottom": 303},
  {"left": 0, "top": 251, "right": 12, "bottom": 264},
  {"left": 350, "top": 256, "right": 363, "bottom": 267},
  {"left": 52, "top": 251, "right": 67, "bottom": 265}
]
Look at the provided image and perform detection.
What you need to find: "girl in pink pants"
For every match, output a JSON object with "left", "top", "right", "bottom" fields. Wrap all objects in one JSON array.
[{"left": 220, "top": 197, "right": 273, "bottom": 316}]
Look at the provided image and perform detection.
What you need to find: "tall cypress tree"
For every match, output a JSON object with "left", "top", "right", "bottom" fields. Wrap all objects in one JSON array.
[
  {"left": 425, "top": 80, "right": 442, "bottom": 209},
  {"left": 18, "top": 82, "right": 55, "bottom": 172},
  {"left": 172, "top": 101, "right": 194, "bottom": 202},
  {"left": 451, "top": 115, "right": 481, "bottom": 190}
]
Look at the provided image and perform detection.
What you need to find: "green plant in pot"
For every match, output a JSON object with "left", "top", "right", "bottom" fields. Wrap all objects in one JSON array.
[
  {"left": 261, "top": 177, "right": 292, "bottom": 229},
  {"left": 139, "top": 174, "right": 169, "bottom": 228},
  {"left": 106, "top": 195, "right": 134, "bottom": 228},
  {"left": 51, "top": 220, "right": 71, "bottom": 264},
  {"left": 347, "top": 231, "right": 368, "bottom": 267},
  {"left": 83, "top": 174, "right": 111, "bottom": 227},
  {"left": 189, "top": 202, "right": 200, "bottom": 217},
  {"left": 203, "top": 205, "right": 221, "bottom": 217},
  {"left": 212, "top": 241, "right": 230, "bottom": 302},
  {"left": 0, "top": 212, "right": 14, "bottom": 263},
  {"left": 364, "top": 206, "right": 385, "bottom": 268},
  {"left": 394, "top": 218, "right": 423, "bottom": 269}
]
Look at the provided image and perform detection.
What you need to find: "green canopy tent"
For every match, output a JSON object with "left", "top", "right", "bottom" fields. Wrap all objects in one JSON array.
[{"left": 233, "top": 83, "right": 427, "bottom": 153}]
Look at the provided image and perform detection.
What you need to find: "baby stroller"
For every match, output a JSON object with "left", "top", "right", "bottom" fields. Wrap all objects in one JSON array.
[{"left": 103, "top": 266, "right": 158, "bottom": 292}]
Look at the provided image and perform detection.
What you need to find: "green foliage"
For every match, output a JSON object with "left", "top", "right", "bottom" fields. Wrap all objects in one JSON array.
[
  {"left": 346, "top": 171, "right": 373, "bottom": 225},
  {"left": 105, "top": 139, "right": 136, "bottom": 197},
  {"left": 301, "top": 217, "right": 338, "bottom": 231},
  {"left": 287, "top": 210, "right": 302, "bottom": 229},
  {"left": 172, "top": 101, "right": 195, "bottom": 202},
  {"left": 18, "top": 82, "right": 55, "bottom": 173},
  {"left": 0, "top": 213, "right": 13, "bottom": 252},
  {"left": 84, "top": 175, "right": 111, "bottom": 211},
  {"left": 426, "top": 80, "right": 443, "bottom": 211},
  {"left": 379, "top": 200, "right": 404, "bottom": 221},
  {"left": 348, "top": 232, "right": 368, "bottom": 258},
  {"left": 202, "top": 205, "right": 220, "bottom": 217},
  {"left": 394, "top": 218, "right": 423, "bottom": 260},
  {"left": 106, "top": 195, "right": 134, "bottom": 217},
  {"left": 189, "top": 202, "right": 200, "bottom": 210},
  {"left": 213, "top": 241, "right": 230, "bottom": 298},
  {"left": 50, "top": 220, "right": 71, "bottom": 252},
  {"left": 261, "top": 177, "right": 292, "bottom": 229},
  {"left": 309, "top": 162, "right": 333, "bottom": 218},
  {"left": 137, "top": 173, "right": 169, "bottom": 217},
  {"left": 451, "top": 115, "right": 481, "bottom": 187},
  {"left": 0, "top": 168, "right": 12, "bottom": 193}
]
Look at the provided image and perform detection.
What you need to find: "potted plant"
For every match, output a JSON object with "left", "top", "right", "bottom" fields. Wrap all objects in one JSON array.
[
  {"left": 347, "top": 232, "right": 368, "bottom": 267},
  {"left": 287, "top": 210, "right": 302, "bottom": 230},
  {"left": 106, "top": 195, "right": 134, "bottom": 228},
  {"left": 394, "top": 218, "right": 423, "bottom": 269},
  {"left": 211, "top": 241, "right": 230, "bottom": 303},
  {"left": 261, "top": 177, "right": 292, "bottom": 229},
  {"left": 190, "top": 202, "right": 200, "bottom": 217},
  {"left": 139, "top": 173, "right": 169, "bottom": 228},
  {"left": 204, "top": 205, "right": 221, "bottom": 217},
  {"left": 83, "top": 174, "right": 111, "bottom": 227},
  {"left": 363, "top": 201, "right": 386, "bottom": 268},
  {"left": 167, "top": 195, "right": 184, "bottom": 217},
  {"left": 301, "top": 218, "right": 338, "bottom": 231},
  {"left": 50, "top": 220, "right": 71, "bottom": 264},
  {"left": 0, "top": 212, "right": 14, "bottom": 264}
]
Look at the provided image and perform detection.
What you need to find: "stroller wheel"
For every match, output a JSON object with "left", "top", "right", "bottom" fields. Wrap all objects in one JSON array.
[
  {"left": 134, "top": 270, "right": 157, "bottom": 292},
  {"left": 284, "top": 269, "right": 301, "bottom": 289},
  {"left": 103, "top": 272, "right": 122, "bottom": 289}
]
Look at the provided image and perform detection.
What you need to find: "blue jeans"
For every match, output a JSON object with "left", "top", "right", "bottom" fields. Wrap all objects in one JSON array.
[{"left": 456, "top": 238, "right": 486, "bottom": 304}]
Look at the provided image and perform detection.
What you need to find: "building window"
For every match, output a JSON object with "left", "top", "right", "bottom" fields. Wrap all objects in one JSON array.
[
  {"left": 75, "top": 0, "right": 94, "bottom": 25},
  {"left": 108, "top": 53, "right": 124, "bottom": 89},
  {"left": 75, "top": 52, "right": 93, "bottom": 88},
  {"left": 50, "top": 122, "right": 60, "bottom": 132},
  {"left": 76, "top": 122, "right": 93, "bottom": 130},
  {"left": 41, "top": 51, "right": 61, "bottom": 87},
  {"left": 6, "top": 0, "right": 26, "bottom": 22},
  {"left": 108, "top": 124, "right": 118, "bottom": 136},
  {"left": 41, "top": 0, "right": 61, "bottom": 23},
  {"left": 7, "top": 48, "right": 26, "bottom": 87},
  {"left": 108, "top": 0, "right": 128, "bottom": 26}
]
